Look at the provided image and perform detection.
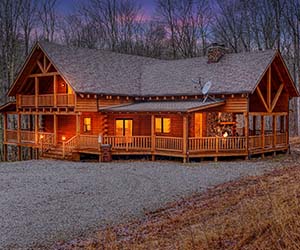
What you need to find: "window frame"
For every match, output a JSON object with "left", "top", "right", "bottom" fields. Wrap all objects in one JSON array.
[
  {"left": 155, "top": 117, "right": 171, "bottom": 134},
  {"left": 115, "top": 118, "right": 133, "bottom": 136},
  {"left": 83, "top": 117, "right": 92, "bottom": 132}
]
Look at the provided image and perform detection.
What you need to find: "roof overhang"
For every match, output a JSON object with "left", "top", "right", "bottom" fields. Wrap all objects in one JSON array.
[
  {"left": 99, "top": 99, "right": 225, "bottom": 113},
  {"left": 0, "top": 102, "right": 16, "bottom": 112}
]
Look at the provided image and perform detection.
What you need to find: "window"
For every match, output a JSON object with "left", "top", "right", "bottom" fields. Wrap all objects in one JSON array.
[
  {"left": 115, "top": 119, "right": 133, "bottom": 136},
  {"left": 155, "top": 118, "right": 171, "bottom": 133},
  {"left": 83, "top": 118, "right": 91, "bottom": 132}
]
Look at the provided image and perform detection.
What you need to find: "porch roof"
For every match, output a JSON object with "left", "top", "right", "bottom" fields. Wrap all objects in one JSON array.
[
  {"left": 0, "top": 102, "right": 16, "bottom": 112},
  {"left": 99, "top": 99, "right": 225, "bottom": 113}
]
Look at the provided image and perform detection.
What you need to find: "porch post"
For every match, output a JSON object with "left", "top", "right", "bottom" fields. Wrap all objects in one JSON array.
[
  {"left": 76, "top": 114, "right": 80, "bottom": 136},
  {"left": 17, "top": 113, "right": 21, "bottom": 161},
  {"left": 17, "top": 146, "right": 21, "bottom": 161},
  {"left": 183, "top": 114, "right": 188, "bottom": 163},
  {"left": 35, "top": 114, "right": 39, "bottom": 144},
  {"left": 3, "top": 113, "right": 7, "bottom": 161},
  {"left": 17, "top": 113, "right": 21, "bottom": 144},
  {"left": 261, "top": 115, "right": 265, "bottom": 157},
  {"left": 244, "top": 112, "right": 249, "bottom": 158},
  {"left": 286, "top": 113, "right": 289, "bottom": 148},
  {"left": 35, "top": 77, "right": 39, "bottom": 108},
  {"left": 53, "top": 75, "right": 57, "bottom": 107},
  {"left": 3, "top": 113, "right": 7, "bottom": 143},
  {"left": 273, "top": 115, "right": 277, "bottom": 149},
  {"left": 54, "top": 114, "right": 57, "bottom": 145},
  {"left": 151, "top": 114, "right": 155, "bottom": 161}
]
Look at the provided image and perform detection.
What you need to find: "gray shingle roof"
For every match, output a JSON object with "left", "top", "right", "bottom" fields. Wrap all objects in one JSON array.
[
  {"left": 99, "top": 100, "right": 225, "bottom": 112},
  {"left": 141, "top": 50, "right": 276, "bottom": 96},
  {"left": 39, "top": 41, "right": 159, "bottom": 96},
  {"left": 37, "top": 42, "right": 277, "bottom": 96}
]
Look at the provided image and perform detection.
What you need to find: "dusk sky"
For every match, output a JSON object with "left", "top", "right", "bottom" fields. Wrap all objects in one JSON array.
[{"left": 60, "top": 0, "right": 156, "bottom": 17}]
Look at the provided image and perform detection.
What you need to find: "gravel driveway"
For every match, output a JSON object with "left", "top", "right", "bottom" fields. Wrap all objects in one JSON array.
[{"left": 0, "top": 159, "right": 285, "bottom": 249}]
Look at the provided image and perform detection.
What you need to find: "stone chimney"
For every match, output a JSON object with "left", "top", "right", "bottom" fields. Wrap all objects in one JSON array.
[{"left": 207, "top": 43, "right": 227, "bottom": 63}]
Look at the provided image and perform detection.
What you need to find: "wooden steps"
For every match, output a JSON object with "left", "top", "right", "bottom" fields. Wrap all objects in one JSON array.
[{"left": 41, "top": 145, "right": 72, "bottom": 160}]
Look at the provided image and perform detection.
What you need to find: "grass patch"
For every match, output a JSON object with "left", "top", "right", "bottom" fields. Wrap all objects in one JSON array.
[{"left": 56, "top": 166, "right": 300, "bottom": 250}]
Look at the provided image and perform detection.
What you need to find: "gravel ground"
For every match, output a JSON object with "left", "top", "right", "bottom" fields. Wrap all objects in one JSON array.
[{"left": 0, "top": 158, "right": 287, "bottom": 250}]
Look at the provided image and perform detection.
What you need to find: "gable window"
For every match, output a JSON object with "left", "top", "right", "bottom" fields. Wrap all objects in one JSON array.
[
  {"left": 155, "top": 118, "right": 171, "bottom": 133},
  {"left": 116, "top": 119, "right": 133, "bottom": 136},
  {"left": 83, "top": 118, "right": 91, "bottom": 132}
]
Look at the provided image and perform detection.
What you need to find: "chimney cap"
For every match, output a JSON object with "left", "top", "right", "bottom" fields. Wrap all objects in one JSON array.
[{"left": 208, "top": 43, "right": 226, "bottom": 49}]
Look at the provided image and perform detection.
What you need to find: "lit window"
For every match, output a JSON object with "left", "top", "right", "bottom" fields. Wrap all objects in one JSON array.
[
  {"left": 116, "top": 119, "right": 133, "bottom": 136},
  {"left": 155, "top": 118, "right": 171, "bottom": 133},
  {"left": 83, "top": 118, "right": 91, "bottom": 132}
]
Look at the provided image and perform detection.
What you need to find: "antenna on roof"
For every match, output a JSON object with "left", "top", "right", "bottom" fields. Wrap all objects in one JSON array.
[
  {"left": 202, "top": 81, "right": 214, "bottom": 103},
  {"left": 192, "top": 77, "right": 202, "bottom": 90}
]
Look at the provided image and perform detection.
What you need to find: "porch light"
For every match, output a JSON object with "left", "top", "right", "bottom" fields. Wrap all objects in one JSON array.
[
  {"left": 223, "top": 132, "right": 228, "bottom": 138},
  {"left": 39, "top": 134, "right": 44, "bottom": 140},
  {"left": 62, "top": 136, "right": 66, "bottom": 141}
]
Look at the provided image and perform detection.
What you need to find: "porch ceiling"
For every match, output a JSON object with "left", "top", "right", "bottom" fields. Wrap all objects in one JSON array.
[{"left": 99, "top": 99, "right": 225, "bottom": 113}]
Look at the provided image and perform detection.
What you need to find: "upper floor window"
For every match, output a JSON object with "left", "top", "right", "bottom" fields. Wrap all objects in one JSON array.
[
  {"left": 84, "top": 118, "right": 91, "bottom": 132},
  {"left": 155, "top": 118, "right": 171, "bottom": 133}
]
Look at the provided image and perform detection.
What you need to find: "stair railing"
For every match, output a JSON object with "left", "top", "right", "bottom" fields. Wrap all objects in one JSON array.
[
  {"left": 39, "top": 133, "right": 55, "bottom": 157},
  {"left": 63, "top": 135, "right": 79, "bottom": 158}
]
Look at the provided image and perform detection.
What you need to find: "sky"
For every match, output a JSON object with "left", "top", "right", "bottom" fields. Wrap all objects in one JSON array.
[{"left": 59, "top": 0, "right": 156, "bottom": 17}]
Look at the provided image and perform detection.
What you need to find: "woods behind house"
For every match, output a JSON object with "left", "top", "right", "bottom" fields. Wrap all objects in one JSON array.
[{"left": 1, "top": 0, "right": 300, "bottom": 160}]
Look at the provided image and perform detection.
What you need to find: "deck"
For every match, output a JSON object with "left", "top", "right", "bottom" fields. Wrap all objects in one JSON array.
[{"left": 4, "top": 131, "right": 289, "bottom": 161}]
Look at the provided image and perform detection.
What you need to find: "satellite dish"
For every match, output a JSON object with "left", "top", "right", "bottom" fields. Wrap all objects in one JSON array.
[{"left": 202, "top": 81, "right": 212, "bottom": 95}]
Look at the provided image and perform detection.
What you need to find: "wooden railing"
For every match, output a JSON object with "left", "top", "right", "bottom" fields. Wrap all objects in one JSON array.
[
  {"left": 4, "top": 131, "right": 289, "bottom": 157},
  {"left": 38, "top": 94, "right": 54, "bottom": 106},
  {"left": 6, "top": 130, "right": 18, "bottom": 143},
  {"left": 39, "top": 133, "right": 55, "bottom": 155},
  {"left": 18, "top": 94, "right": 75, "bottom": 107},
  {"left": 189, "top": 137, "right": 246, "bottom": 152},
  {"left": 218, "top": 137, "right": 246, "bottom": 151},
  {"left": 249, "top": 136, "right": 262, "bottom": 150},
  {"left": 79, "top": 135, "right": 99, "bottom": 149},
  {"left": 276, "top": 133, "right": 287, "bottom": 146},
  {"left": 57, "top": 94, "right": 75, "bottom": 106},
  {"left": 155, "top": 136, "right": 183, "bottom": 152},
  {"left": 64, "top": 135, "right": 79, "bottom": 155},
  {"left": 39, "top": 132, "right": 55, "bottom": 145},
  {"left": 264, "top": 134, "right": 274, "bottom": 148},
  {"left": 189, "top": 137, "right": 216, "bottom": 152},
  {"left": 20, "top": 131, "right": 35, "bottom": 143},
  {"left": 18, "top": 95, "right": 35, "bottom": 107},
  {"left": 103, "top": 136, "right": 151, "bottom": 151}
]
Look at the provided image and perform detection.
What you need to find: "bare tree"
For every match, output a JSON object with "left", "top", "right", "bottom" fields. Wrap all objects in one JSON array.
[
  {"left": 38, "top": 0, "right": 58, "bottom": 42},
  {"left": 19, "top": 0, "right": 39, "bottom": 55}
]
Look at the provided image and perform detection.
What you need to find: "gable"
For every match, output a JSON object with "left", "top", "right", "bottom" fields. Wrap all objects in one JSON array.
[
  {"left": 250, "top": 52, "right": 298, "bottom": 113},
  {"left": 8, "top": 43, "right": 74, "bottom": 96}
]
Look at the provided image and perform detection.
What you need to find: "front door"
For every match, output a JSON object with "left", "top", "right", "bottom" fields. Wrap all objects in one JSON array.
[{"left": 195, "top": 113, "right": 203, "bottom": 137}]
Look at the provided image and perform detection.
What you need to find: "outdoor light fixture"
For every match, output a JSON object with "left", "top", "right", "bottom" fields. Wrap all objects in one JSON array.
[
  {"left": 39, "top": 135, "right": 44, "bottom": 139},
  {"left": 62, "top": 136, "right": 66, "bottom": 141},
  {"left": 223, "top": 132, "right": 228, "bottom": 138}
]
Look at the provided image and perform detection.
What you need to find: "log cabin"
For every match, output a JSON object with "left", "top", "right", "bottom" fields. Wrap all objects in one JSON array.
[{"left": 0, "top": 42, "right": 298, "bottom": 162}]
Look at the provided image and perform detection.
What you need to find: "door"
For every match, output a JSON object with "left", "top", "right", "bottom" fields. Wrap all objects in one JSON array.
[{"left": 195, "top": 113, "right": 203, "bottom": 137}]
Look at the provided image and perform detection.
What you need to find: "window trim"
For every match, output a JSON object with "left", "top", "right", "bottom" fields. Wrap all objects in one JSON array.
[
  {"left": 155, "top": 117, "right": 171, "bottom": 134},
  {"left": 83, "top": 117, "right": 92, "bottom": 132},
  {"left": 115, "top": 118, "right": 133, "bottom": 136}
]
